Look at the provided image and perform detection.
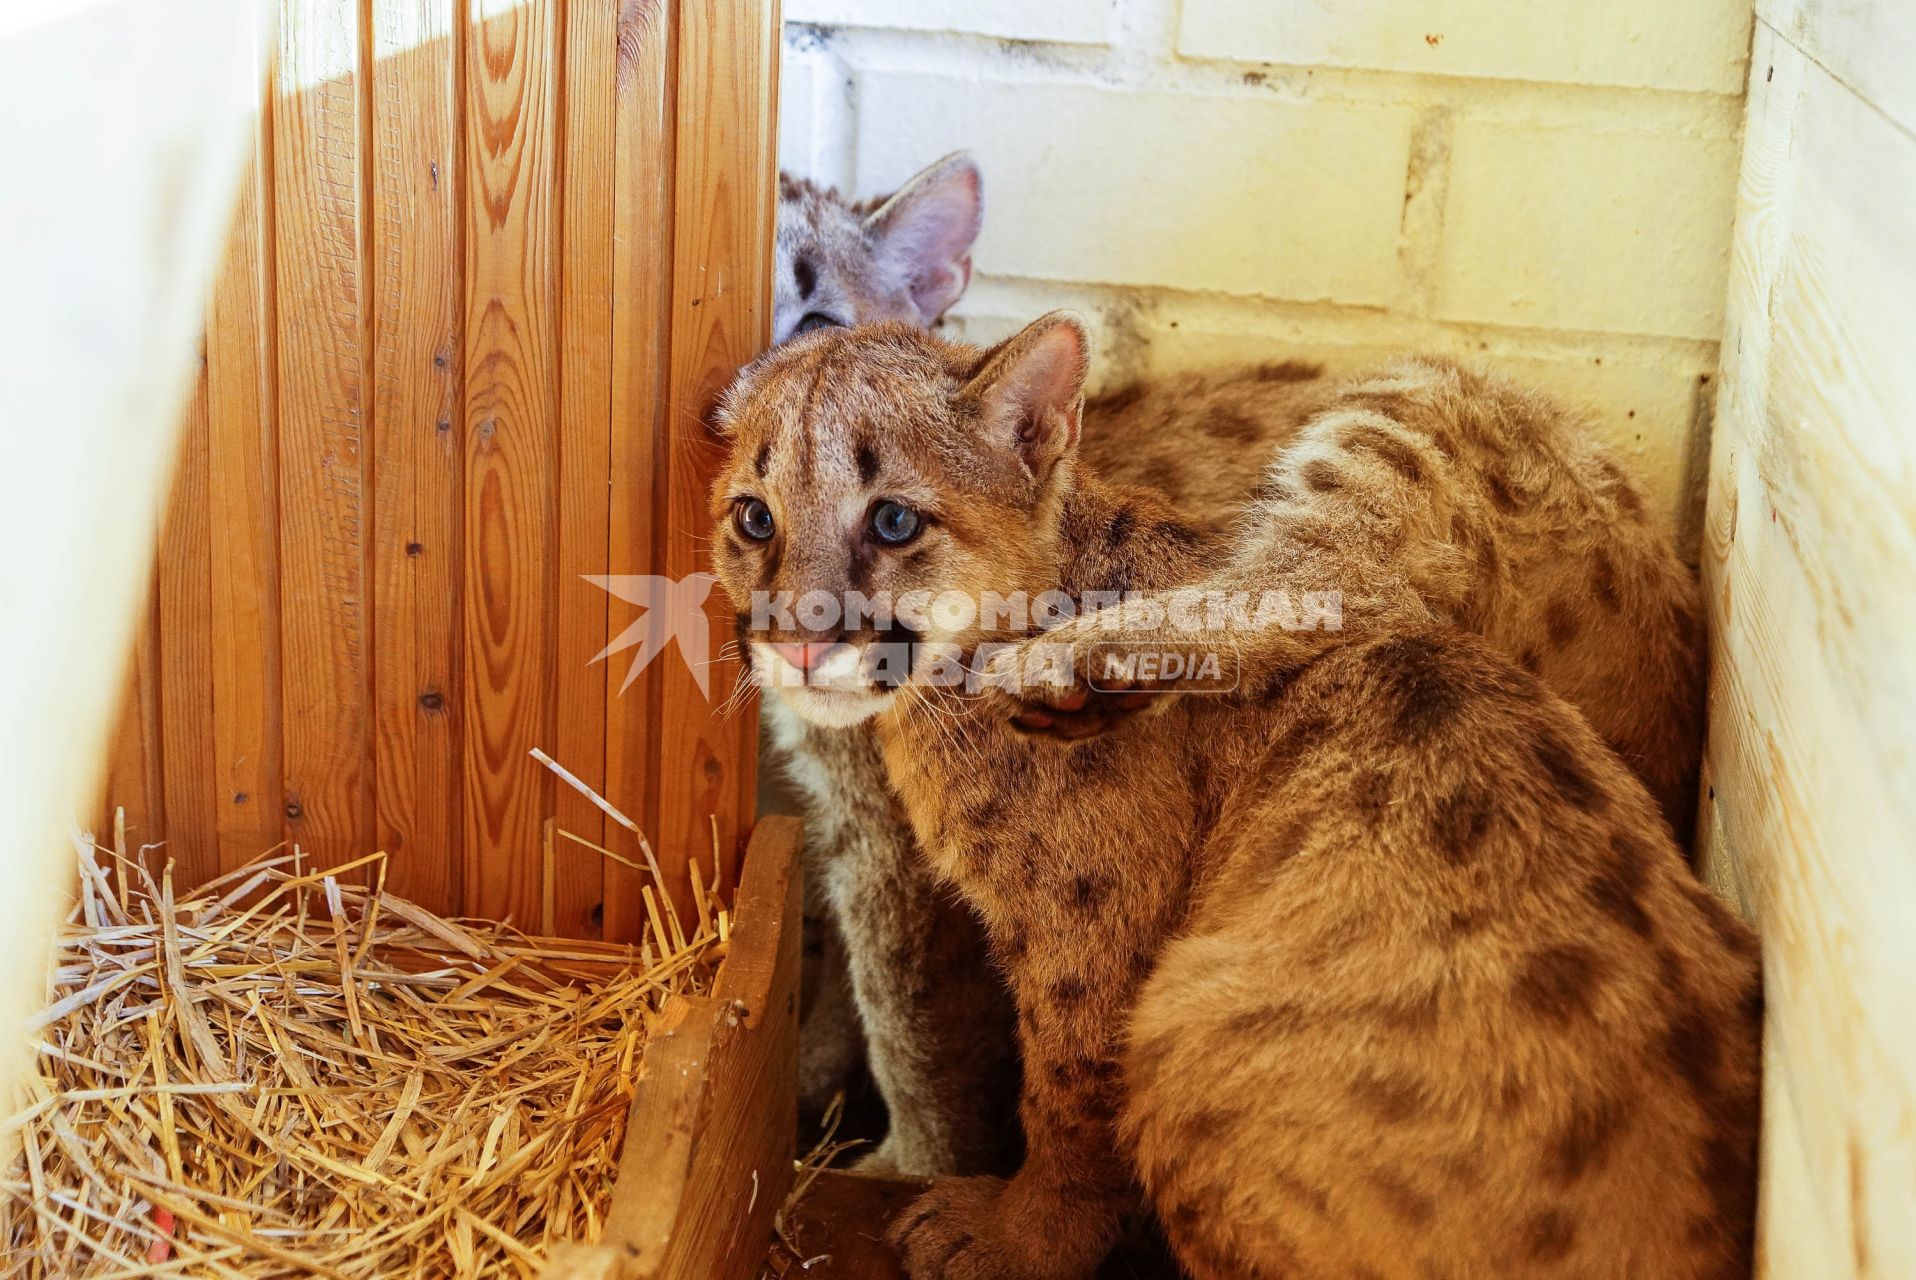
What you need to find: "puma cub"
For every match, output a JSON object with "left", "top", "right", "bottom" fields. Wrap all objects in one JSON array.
[
  {"left": 774, "top": 155, "right": 1702, "bottom": 828},
  {"left": 711, "top": 316, "right": 1757, "bottom": 1280},
  {"left": 772, "top": 153, "right": 1021, "bottom": 1174},
  {"left": 771, "top": 157, "right": 1704, "bottom": 1176}
]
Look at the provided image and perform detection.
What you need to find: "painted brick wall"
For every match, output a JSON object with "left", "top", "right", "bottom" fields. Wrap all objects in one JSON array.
[{"left": 779, "top": 0, "right": 1755, "bottom": 538}]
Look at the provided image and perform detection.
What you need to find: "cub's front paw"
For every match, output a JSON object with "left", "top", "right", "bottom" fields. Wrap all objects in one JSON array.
[
  {"left": 984, "top": 619, "right": 1181, "bottom": 741},
  {"left": 887, "top": 1176, "right": 1050, "bottom": 1280}
]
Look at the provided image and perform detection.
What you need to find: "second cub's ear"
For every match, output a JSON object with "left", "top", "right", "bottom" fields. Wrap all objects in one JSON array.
[
  {"left": 961, "top": 311, "right": 1090, "bottom": 481},
  {"left": 864, "top": 152, "right": 983, "bottom": 324}
]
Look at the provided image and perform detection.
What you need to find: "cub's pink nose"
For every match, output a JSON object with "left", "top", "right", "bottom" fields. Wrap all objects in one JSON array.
[{"left": 772, "top": 642, "right": 839, "bottom": 672}]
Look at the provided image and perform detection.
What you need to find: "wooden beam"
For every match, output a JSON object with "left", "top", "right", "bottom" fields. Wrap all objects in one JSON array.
[
  {"left": 275, "top": 0, "right": 376, "bottom": 866},
  {"left": 370, "top": 0, "right": 464, "bottom": 912},
  {"left": 207, "top": 86, "right": 285, "bottom": 875},
  {"left": 543, "top": 815, "right": 801, "bottom": 1280},
  {"left": 601, "top": 0, "right": 677, "bottom": 948},
  {"left": 1704, "top": 20, "right": 1916, "bottom": 1278}
]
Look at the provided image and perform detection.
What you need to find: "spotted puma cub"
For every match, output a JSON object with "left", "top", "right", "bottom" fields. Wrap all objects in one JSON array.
[
  {"left": 771, "top": 158, "right": 1705, "bottom": 1177},
  {"left": 772, "top": 155, "right": 1330, "bottom": 1172},
  {"left": 712, "top": 316, "right": 1756, "bottom": 1280},
  {"left": 772, "top": 153, "right": 1020, "bottom": 1174}
]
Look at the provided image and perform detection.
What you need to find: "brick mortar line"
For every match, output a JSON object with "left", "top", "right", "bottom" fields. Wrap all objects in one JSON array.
[
  {"left": 956, "top": 275, "right": 1726, "bottom": 360},
  {"left": 784, "top": 24, "right": 1751, "bottom": 123}
]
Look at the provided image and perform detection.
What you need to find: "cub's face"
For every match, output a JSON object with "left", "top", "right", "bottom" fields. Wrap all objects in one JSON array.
[
  {"left": 772, "top": 154, "right": 982, "bottom": 345},
  {"left": 710, "top": 316, "right": 1089, "bottom": 727}
]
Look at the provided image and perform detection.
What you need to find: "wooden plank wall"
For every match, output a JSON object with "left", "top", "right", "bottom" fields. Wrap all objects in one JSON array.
[
  {"left": 96, "top": 0, "right": 776, "bottom": 939},
  {"left": 1698, "top": 2, "right": 1916, "bottom": 1274}
]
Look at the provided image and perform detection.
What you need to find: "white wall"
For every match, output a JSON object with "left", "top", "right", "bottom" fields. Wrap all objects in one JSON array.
[{"left": 778, "top": 0, "right": 1755, "bottom": 541}]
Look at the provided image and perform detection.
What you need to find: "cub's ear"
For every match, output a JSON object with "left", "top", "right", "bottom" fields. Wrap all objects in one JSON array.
[
  {"left": 864, "top": 151, "right": 983, "bottom": 324},
  {"left": 961, "top": 311, "right": 1090, "bottom": 481}
]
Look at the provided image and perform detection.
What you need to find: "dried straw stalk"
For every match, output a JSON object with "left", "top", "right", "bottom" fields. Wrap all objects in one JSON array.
[{"left": 3, "top": 815, "right": 726, "bottom": 1279}]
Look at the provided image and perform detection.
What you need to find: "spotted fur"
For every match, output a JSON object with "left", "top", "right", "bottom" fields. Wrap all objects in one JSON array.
[
  {"left": 1001, "top": 356, "right": 1706, "bottom": 847},
  {"left": 770, "top": 164, "right": 1704, "bottom": 1180},
  {"left": 771, "top": 160, "right": 1341, "bottom": 1170},
  {"left": 711, "top": 318, "right": 1756, "bottom": 1280}
]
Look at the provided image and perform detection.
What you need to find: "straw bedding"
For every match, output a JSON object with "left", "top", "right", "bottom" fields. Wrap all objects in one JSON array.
[{"left": 2, "top": 815, "right": 728, "bottom": 1278}]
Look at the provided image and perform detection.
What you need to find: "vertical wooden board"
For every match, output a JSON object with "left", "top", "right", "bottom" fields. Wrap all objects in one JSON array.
[
  {"left": 1747, "top": 89, "right": 1916, "bottom": 834},
  {"left": 157, "top": 346, "right": 221, "bottom": 886},
  {"left": 206, "top": 95, "right": 284, "bottom": 872},
  {"left": 0, "top": 0, "right": 268, "bottom": 1129},
  {"left": 1757, "top": 0, "right": 1916, "bottom": 136},
  {"left": 656, "top": 0, "right": 778, "bottom": 902},
  {"left": 1704, "top": 22, "right": 1916, "bottom": 1279},
  {"left": 96, "top": 586, "right": 165, "bottom": 852},
  {"left": 1756, "top": 1022, "right": 1852, "bottom": 1280},
  {"left": 371, "top": 0, "right": 464, "bottom": 912},
  {"left": 462, "top": 0, "right": 560, "bottom": 922},
  {"left": 602, "top": 0, "right": 675, "bottom": 944},
  {"left": 548, "top": 0, "right": 616, "bottom": 938},
  {"left": 274, "top": 0, "right": 374, "bottom": 864}
]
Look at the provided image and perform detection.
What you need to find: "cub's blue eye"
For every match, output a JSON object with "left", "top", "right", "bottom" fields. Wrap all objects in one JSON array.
[
  {"left": 870, "top": 501, "right": 921, "bottom": 545},
  {"left": 795, "top": 312, "right": 841, "bottom": 334},
  {"left": 735, "top": 497, "right": 776, "bottom": 541}
]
